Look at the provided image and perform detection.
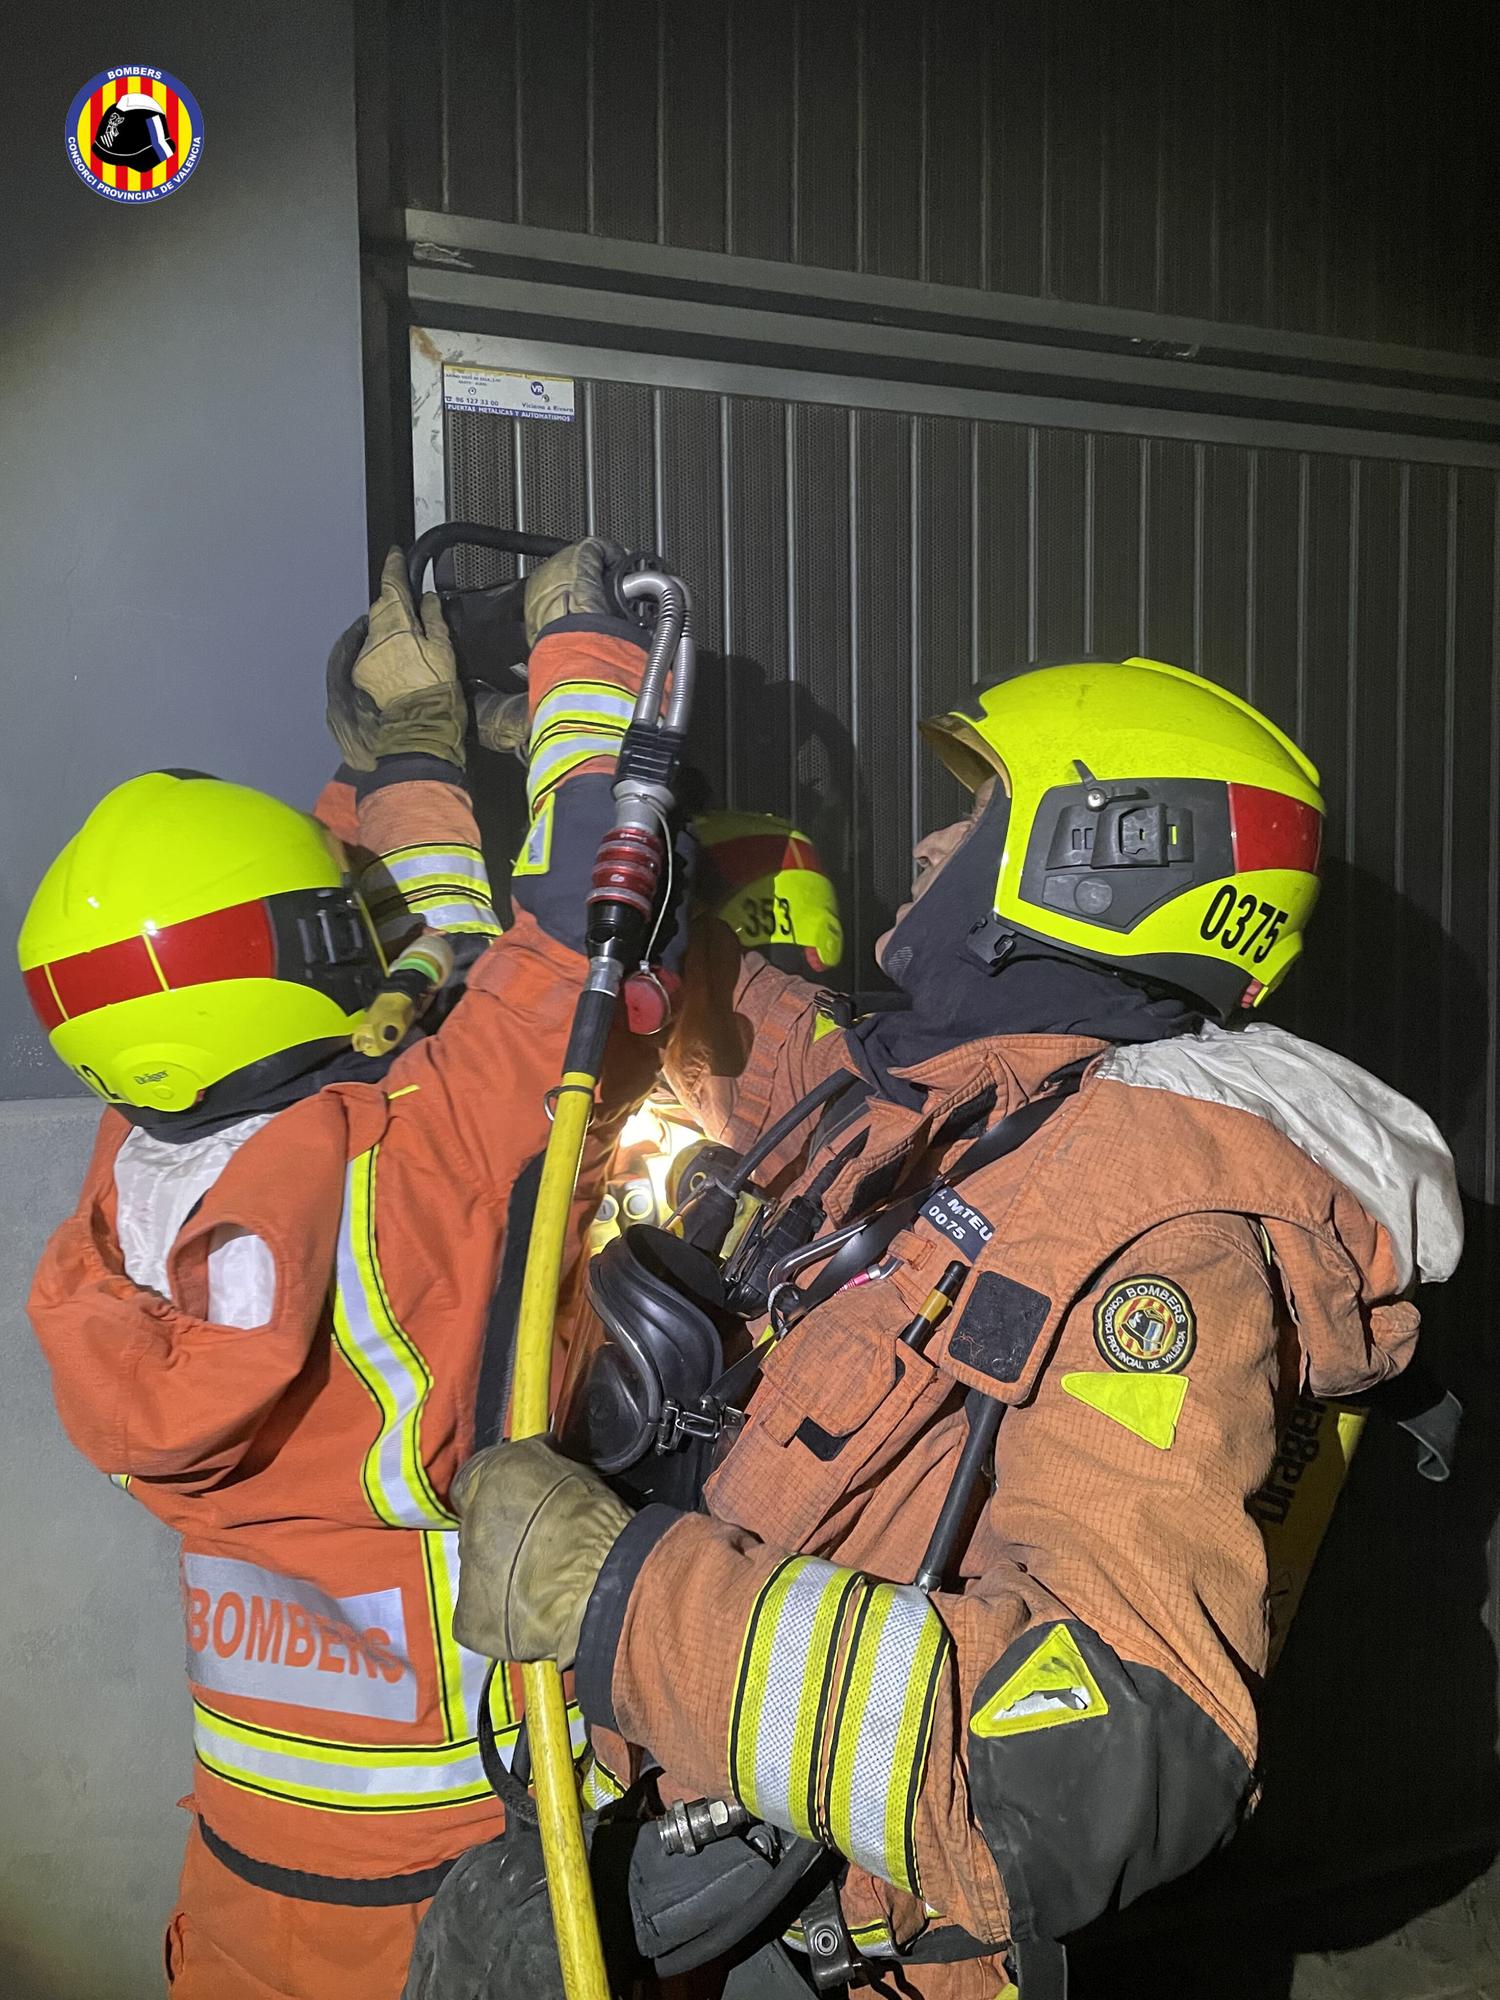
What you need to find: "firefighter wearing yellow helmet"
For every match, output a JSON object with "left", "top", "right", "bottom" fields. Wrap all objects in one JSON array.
[
  {"left": 915, "top": 655, "right": 1323, "bottom": 1015},
  {"left": 20, "top": 541, "right": 672, "bottom": 2000},
  {"left": 19, "top": 773, "right": 385, "bottom": 1114},
  {"left": 694, "top": 809, "right": 845, "bottom": 979},
  {"left": 450, "top": 651, "right": 1460, "bottom": 2000}
]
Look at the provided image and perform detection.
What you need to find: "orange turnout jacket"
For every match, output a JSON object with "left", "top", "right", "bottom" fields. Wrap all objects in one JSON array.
[
  {"left": 574, "top": 934, "right": 1462, "bottom": 1994},
  {"left": 28, "top": 625, "right": 653, "bottom": 1900}
]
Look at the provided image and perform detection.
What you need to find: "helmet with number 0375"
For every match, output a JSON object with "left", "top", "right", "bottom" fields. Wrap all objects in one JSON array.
[
  {"left": 920, "top": 657, "right": 1324, "bottom": 1017},
  {"left": 694, "top": 810, "right": 844, "bottom": 975},
  {"left": 18, "top": 772, "right": 386, "bottom": 1112}
]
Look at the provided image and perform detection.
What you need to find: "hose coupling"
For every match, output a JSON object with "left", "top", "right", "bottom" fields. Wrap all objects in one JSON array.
[
  {"left": 658, "top": 1796, "right": 751, "bottom": 1856},
  {"left": 588, "top": 822, "right": 666, "bottom": 924}
]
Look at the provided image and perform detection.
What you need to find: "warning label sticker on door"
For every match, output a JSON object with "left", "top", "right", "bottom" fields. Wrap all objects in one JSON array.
[{"left": 442, "top": 364, "right": 575, "bottom": 422}]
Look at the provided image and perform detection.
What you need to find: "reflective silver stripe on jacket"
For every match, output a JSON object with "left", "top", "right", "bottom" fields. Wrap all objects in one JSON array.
[
  {"left": 331, "top": 1146, "right": 454, "bottom": 1530},
  {"left": 728, "top": 1557, "right": 949, "bottom": 1896},
  {"left": 192, "top": 1699, "right": 587, "bottom": 1813}
]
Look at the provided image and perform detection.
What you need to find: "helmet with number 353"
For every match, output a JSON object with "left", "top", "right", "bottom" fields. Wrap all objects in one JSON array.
[
  {"left": 920, "top": 657, "right": 1324, "bottom": 1018},
  {"left": 694, "top": 810, "right": 844, "bottom": 977}
]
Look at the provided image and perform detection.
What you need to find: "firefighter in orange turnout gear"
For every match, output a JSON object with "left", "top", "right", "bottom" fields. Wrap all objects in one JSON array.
[
  {"left": 22, "top": 543, "right": 658, "bottom": 1999},
  {"left": 451, "top": 658, "right": 1463, "bottom": 1996}
]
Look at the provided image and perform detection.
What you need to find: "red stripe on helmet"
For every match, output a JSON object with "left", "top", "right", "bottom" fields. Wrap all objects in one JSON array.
[
  {"left": 21, "top": 964, "right": 65, "bottom": 1032},
  {"left": 150, "top": 899, "right": 276, "bottom": 988},
  {"left": 30, "top": 900, "right": 277, "bottom": 1029},
  {"left": 703, "top": 831, "right": 823, "bottom": 891},
  {"left": 49, "top": 934, "right": 159, "bottom": 1019},
  {"left": 1227, "top": 784, "right": 1322, "bottom": 876}
]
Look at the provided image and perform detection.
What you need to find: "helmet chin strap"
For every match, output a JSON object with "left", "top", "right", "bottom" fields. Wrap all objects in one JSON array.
[{"left": 963, "top": 910, "right": 1023, "bottom": 974}]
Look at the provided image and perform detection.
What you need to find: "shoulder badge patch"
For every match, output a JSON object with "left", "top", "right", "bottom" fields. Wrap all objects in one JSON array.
[
  {"left": 1093, "top": 1274, "right": 1195, "bottom": 1374},
  {"left": 971, "top": 1622, "right": 1109, "bottom": 1740}
]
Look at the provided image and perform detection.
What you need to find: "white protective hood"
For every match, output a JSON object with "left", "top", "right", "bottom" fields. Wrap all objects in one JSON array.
[{"left": 1097, "top": 1021, "right": 1463, "bottom": 1294}]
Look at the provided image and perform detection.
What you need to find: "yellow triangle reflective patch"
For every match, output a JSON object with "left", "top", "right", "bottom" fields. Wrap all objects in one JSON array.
[
  {"left": 1061, "top": 1369, "right": 1188, "bottom": 1450},
  {"left": 971, "top": 1623, "right": 1109, "bottom": 1740}
]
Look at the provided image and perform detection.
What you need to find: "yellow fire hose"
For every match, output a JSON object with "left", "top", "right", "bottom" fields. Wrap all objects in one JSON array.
[
  {"left": 503, "top": 565, "right": 696, "bottom": 2000},
  {"left": 511, "top": 1070, "right": 613, "bottom": 2000}
]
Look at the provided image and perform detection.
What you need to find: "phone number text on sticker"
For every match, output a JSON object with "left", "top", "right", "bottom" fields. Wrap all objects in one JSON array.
[{"left": 442, "top": 366, "right": 576, "bottom": 422}]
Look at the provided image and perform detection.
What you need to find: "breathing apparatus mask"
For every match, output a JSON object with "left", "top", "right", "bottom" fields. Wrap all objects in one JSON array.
[
  {"left": 553, "top": 1062, "right": 865, "bottom": 1503},
  {"left": 556, "top": 1224, "right": 745, "bottom": 1509}
]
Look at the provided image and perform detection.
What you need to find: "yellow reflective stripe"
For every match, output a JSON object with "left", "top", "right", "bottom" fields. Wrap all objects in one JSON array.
[
  {"left": 886, "top": 1601, "right": 946, "bottom": 1895},
  {"left": 423, "top": 1532, "right": 463, "bottom": 1741},
  {"left": 193, "top": 1696, "right": 586, "bottom": 1814},
  {"left": 363, "top": 843, "right": 501, "bottom": 939},
  {"left": 791, "top": 1570, "right": 860, "bottom": 1838},
  {"left": 423, "top": 1530, "right": 503, "bottom": 1744},
  {"left": 388, "top": 901, "right": 500, "bottom": 937},
  {"left": 490, "top": 1659, "right": 519, "bottom": 1729},
  {"left": 825, "top": 1582, "right": 948, "bottom": 1896},
  {"left": 524, "top": 681, "right": 634, "bottom": 811},
  {"left": 826, "top": 1583, "right": 888, "bottom": 1856},
  {"left": 728, "top": 1562, "right": 795, "bottom": 1823},
  {"left": 331, "top": 1148, "right": 453, "bottom": 1529},
  {"left": 530, "top": 682, "right": 635, "bottom": 742},
  {"left": 526, "top": 734, "right": 626, "bottom": 811},
  {"left": 193, "top": 1699, "right": 499, "bottom": 1813},
  {"left": 728, "top": 1558, "right": 861, "bottom": 1840},
  {"left": 195, "top": 1699, "right": 482, "bottom": 1765},
  {"left": 108, "top": 1472, "right": 132, "bottom": 1490},
  {"left": 381, "top": 845, "right": 491, "bottom": 895},
  {"left": 580, "top": 1754, "right": 626, "bottom": 1810}
]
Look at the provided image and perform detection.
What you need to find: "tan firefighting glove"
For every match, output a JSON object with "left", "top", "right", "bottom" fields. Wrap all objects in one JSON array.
[
  {"left": 354, "top": 547, "right": 466, "bottom": 767},
  {"left": 323, "top": 547, "right": 468, "bottom": 771},
  {"left": 324, "top": 614, "right": 377, "bottom": 771},
  {"left": 451, "top": 1436, "right": 632, "bottom": 1668},
  {"left": 522, "top": 537, "right": 626, "bottom": 649},
  {"left": 472, "top": 686, "right": 530, "bottom": 759}
]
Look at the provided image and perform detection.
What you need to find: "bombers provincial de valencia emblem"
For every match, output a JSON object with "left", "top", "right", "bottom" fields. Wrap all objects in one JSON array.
[
  {"left": 1093, "top": 1274, "right": 1196, "bottom": 1374},
  {"left": 67, "top": 69, "right": 203, "bottom": 203}
]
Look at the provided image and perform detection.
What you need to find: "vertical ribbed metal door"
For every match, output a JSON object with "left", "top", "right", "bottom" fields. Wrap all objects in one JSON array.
[{"left": 446, "top": 389, "right": 1496, "bottom": 1176}]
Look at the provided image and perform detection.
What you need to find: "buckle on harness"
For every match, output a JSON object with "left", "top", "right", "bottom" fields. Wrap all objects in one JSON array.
[{"left": 655, "top": 1396, "right": 745, "bottom": 1454}]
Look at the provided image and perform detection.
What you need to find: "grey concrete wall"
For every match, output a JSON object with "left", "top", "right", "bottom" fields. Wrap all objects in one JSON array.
[
  {"left": 0, "top": 4, "right": 368, "bottom": 1993},
  {"left": 2, "top": 0, "right": 368, "bottom": 1100},
  {"left": 0, "top": 1099, "right": 187, "bottom": 2000}
]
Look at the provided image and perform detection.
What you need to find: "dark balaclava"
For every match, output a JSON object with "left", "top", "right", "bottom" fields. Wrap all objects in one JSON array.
[{"left": 851, "top": 782, "right": 1203, "bottom": 1104}]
